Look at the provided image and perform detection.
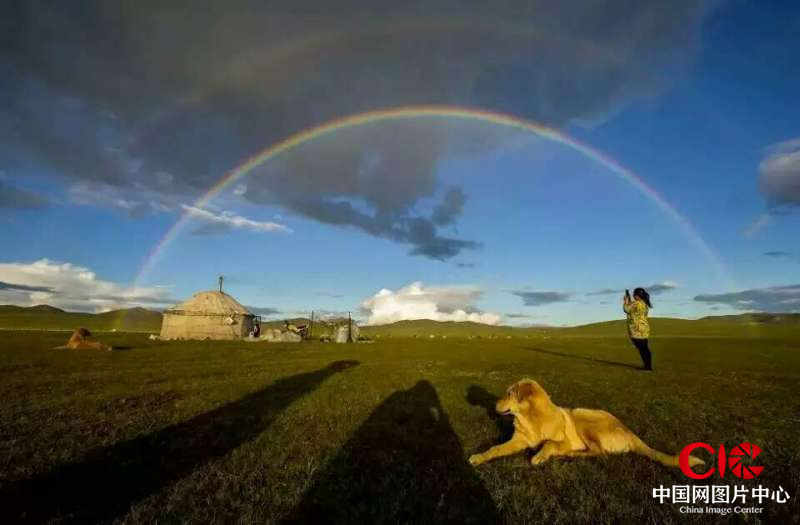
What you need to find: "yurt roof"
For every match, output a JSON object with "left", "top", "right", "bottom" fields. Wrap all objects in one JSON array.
[{"left": 165, "top": 291, "right": 252, "bottom": 316}]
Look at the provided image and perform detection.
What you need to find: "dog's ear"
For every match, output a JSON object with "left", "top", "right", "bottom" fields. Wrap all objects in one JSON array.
[
  {"left": 514, "top": 381, "right": 534, "bottom": 402},
  {"left": 517, "top": 380, "right": 554, "bottom": 411}
]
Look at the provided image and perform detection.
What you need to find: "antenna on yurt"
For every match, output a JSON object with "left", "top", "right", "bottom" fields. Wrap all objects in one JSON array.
[{"left": 218, "top": 275, "right": 224, "bottom": 293}]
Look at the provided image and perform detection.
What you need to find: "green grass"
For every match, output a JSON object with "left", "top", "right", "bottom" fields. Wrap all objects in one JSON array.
[{"left": 1, "top": 326, "right": 798, "bottom": 523}]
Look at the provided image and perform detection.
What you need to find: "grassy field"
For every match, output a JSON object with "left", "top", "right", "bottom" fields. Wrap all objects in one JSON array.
[{"left": 1, "top": 326, "right": 798, "bottom": 523}]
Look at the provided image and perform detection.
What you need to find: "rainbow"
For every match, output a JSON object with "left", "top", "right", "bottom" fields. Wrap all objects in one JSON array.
[{"left": 134, "top": 105, "right": 732, "bottom": 287}]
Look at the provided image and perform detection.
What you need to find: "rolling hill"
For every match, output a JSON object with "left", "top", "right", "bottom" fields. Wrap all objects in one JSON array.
[
  {"left": 0, "top": 305, "right": 163, "bottom": 332},
  {"left": 1, "top": 304, "right": 798, "bottom": 338}
]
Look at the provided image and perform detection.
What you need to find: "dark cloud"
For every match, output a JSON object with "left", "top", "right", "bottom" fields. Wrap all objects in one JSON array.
[
  {"left": 504, "top": 312, "right": 532, "bottom": 319},
  {"left": 586, "top": 288, "right": 618, "bottom": 296},
  {"left": 241, "top": 120, "right": 485, "bottom": 259},
  {"left": 3, "top": 0, "right": 715, "bottom": 258},
  {"left": 0, "top": 181, "right": 47, "bottom": 209},
  {"left": 246, "top": 306, "right": 281, "bottom": 316},
  {"left": 455, "top": 262, "right": 476, "bottom": 269},
  {"left": 647, "top": 282, "right": 679, "bottom": 294},
  {"left": 587, "top": 281, "right": 677, "bottom": 296},
  {"left": 759, "top": 138, "right": 800, "bottom": 207},
  {"left": 694, "top": 285, "right": 800, "bottom": 313},
  {"left": 431, "top": 187, "right": 466, "bottom": 226},
  {"left": 511, "top": 291, "right": 571, "bottom": 306},
  {"left": 764, "top": 251, "right": 792, "bottom": 258},
  {"left": 0, "top": 281, "right": 53, "bottom": 292},
  {"left": 316, "top": 292, "right": 344, "bottom": 299}
]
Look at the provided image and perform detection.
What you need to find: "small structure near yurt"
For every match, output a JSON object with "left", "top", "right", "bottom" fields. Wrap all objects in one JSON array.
[
  {"left": 260, "top": 328, "right": 303, "bottom": 343},
  {"left": 332, "top": 315, "right": 359, "bottom": 343},
  {"left": 160, "top": 290, "right": 258, "bottom": 340}
]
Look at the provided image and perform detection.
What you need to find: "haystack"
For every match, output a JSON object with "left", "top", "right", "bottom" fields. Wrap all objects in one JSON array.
[{"left": 160, "top": 291, "right": 256, "bottom": 340}]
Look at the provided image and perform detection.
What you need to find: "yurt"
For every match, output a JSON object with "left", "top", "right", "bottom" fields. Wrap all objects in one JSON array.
[{"left": 160, "top": 291, "right": 257, "bottom": 340}]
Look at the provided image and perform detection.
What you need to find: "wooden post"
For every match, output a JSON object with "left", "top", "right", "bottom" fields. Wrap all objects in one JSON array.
[
  {"left": 310, "top": 310, "right": 314, "bottom": 340},
  {"left": 348, "top": 311, "right": 353, "bottom": 343},
  {"left": 218, "top": 275, "right": 223, "bottom": 293}
]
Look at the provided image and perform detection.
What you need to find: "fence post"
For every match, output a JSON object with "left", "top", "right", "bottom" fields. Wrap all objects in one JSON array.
[{"left": 348, "top": 312, "right": 353, "bottom": 343}]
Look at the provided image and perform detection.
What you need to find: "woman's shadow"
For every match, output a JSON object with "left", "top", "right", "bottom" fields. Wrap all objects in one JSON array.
[
  {"left": 1, "top": 360, "right": 359, "bottom": 523},
  {"left": 285, "top": 381, "right": 500, "bottom": 524}
]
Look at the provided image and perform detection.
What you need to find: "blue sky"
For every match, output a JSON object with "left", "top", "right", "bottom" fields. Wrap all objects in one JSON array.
[{"left": 1, "top": 1, "right": 799, "bottom": 325}]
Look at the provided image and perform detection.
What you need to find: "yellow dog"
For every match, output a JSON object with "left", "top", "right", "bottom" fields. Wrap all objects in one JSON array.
[{"left": 469, "top": 379, "right": 704, "bottom": 468}]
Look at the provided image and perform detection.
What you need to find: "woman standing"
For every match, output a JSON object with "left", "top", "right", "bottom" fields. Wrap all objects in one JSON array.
[{"left": 623, "top": 287, "right": 653, "bottom": 371}]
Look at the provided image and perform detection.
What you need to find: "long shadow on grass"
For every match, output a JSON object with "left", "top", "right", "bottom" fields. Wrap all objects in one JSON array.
[
  {"left": 284, "top": 381, "right": 500, "bottom": 524},
  {"left": 0, "top": 360, "right": 359, "bottom": 523},
  {"left": 524, "top": 346, "right": 640, "bottom": 370},
  {"left": 467, "top": 385, "right": 515, "bottom": 444}
]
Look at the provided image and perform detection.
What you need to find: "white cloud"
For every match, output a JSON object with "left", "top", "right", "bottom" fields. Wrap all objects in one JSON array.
[
  {"left": 743, "top": 213, "right": 772, "bottom": 238},
  {"left": 69, "top": 183, "right": 172, "bottom": 217},
  {"left": 181, "top": 204, "right": 292, "bottom": 234},
  {"left": 0, "top": 259, "right": 174, "bottom": 312},
  {"left": 360, "top": 281, "right": 501, "bottom": 325}
]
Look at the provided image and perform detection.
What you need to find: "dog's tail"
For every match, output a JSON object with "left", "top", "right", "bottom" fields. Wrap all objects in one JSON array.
[{"left": 632, "top": 437, "right": 704, "bottom": 468}]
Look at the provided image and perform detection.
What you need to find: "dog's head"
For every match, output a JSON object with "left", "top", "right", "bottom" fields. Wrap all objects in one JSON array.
[{"left": 496, "top": 379, "right": 554, "bottom": 417}]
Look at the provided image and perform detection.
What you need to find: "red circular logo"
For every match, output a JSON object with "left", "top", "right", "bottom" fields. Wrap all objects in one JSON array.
[{"left": 727, "top": 442, "right": 763, "bottom": 479}]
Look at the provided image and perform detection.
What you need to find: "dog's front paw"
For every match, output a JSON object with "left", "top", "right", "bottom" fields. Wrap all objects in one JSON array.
[
  {"left": 468, "top": 454, "right": 483, "bottom": 466},
  {"left": 530, "top": 454, "right": 548, "bottom": 466}
]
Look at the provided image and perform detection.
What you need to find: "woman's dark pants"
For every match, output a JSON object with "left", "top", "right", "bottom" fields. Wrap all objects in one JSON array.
[{"left": 631, "top": 338, "right": 652, "bottom": 370}]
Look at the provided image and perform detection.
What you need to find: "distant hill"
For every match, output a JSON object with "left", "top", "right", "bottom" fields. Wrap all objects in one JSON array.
[
  {"left": 697, "top": 313, "right": 800, "bottom": 323},
  {"left": 360, "top": 319, "right": 552, "bottom": 339},
  {"left": 544, "top": 314, "right": 800, "bottom": 338},
  {"left": 0, "top": 304, "right": 65, "bottom": 314},
  {"left": 1, "top": 305, "right": 797, "bottom": 337},
  {"left": 0, "top": 305, "right": 162, "bottom": 332},
  {"left": 363, "top": 314, "right": 800, "bottom": 339}
]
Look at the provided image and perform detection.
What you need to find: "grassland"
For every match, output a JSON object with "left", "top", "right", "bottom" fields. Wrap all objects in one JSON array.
[{"left": 0, "top": 321, "right": 798, "bottom": 523}]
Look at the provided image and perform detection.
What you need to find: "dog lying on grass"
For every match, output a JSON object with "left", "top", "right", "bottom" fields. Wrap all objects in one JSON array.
[
  {"left": 469, "top": 379, "right": 704, "bottom": 469},
  {"left": 54, "top": 328, "right": 111, "bottom": 351}
]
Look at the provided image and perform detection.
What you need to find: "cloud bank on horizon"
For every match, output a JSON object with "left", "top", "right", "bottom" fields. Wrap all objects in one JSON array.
[
  {"left": 0, "top": 259, "right": 174, "bottom": 312},
  {"left": 694, "top": 285, "right": 800, "bottom": 313},
  {"left": 1, "top": 0, "right": 715, "bottom": 260},
  {"left": 361, "top": 282, "right": 501, "bottom": 325}
]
